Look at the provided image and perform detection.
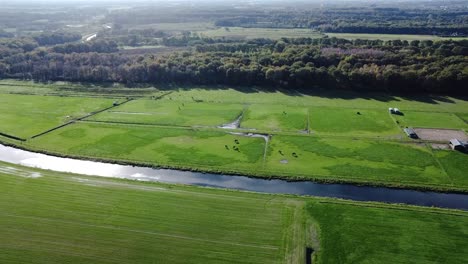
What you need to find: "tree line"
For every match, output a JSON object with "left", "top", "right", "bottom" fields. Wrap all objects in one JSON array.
[{"left": 0, "top": 37, "right": 467, "bottom": 94}]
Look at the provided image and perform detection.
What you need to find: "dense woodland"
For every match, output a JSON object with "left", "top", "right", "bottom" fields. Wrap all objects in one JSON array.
[{"left": 0, "top": 34, "right": 467, "bottom": 94}]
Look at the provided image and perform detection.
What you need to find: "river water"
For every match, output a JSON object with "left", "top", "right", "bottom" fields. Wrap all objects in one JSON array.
[{"left": 1, "top": 144, "right": 467, "bottom": 210}]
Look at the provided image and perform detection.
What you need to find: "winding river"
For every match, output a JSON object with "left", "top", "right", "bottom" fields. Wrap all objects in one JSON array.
[{"left": 1, "top": 144, "right": 467, "bottom": 210}]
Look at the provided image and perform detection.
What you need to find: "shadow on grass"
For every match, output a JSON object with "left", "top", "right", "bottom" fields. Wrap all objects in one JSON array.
[{"left": 29, "top": 80, "right": 468, "bottom": 104}]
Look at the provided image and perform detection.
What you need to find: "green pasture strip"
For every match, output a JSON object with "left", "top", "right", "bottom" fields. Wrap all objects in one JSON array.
[
  {"left": 0, "top": 94, "right": 115, "bottom": 138},
  {"left": 88, "top": 99, "right": 244, "bottom": 127},
  {"left": 28, "top": 122, "right": 266, "bottom": 172},
  {"left": 307, "top": 200, "right": 468, "bottom": 264}
]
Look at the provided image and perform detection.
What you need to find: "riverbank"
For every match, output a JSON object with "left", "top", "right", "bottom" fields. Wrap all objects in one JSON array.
[
  {"left": 2, "top": 141, "right": 468, "bottom": 211},
  {"left": 2, "top": 135, "right": 468, "bottom": 195}
]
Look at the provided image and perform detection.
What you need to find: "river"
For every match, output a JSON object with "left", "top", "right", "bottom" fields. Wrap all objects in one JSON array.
[{"left": 1, "top": 144, "right": 467, "bottom": 210}]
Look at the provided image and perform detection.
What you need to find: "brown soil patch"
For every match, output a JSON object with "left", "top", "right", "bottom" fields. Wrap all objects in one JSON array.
[{"left": 413, "top": 128, "right": 468, "bottom": 142}]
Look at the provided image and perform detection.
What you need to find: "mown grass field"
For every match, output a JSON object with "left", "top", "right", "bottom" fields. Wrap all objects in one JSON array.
[
  {"left": 0, "top": 162, "right": 300, "bottom": 264},
  {"left": 89, "top": 99, "right": 244, "bottom": 127},
  {"left": 309, "top": 107, "right": 402, "bottom": 137},
  {"left": 307, "top": 200, "right": 468, "bottom": 264},
  {"left": 0, "top": 93, "right": 114, "bottom": 138},
  {"left": 394, "top": 111, "right": 468, "bottom": 129},
  {"left": 1, "top": 162, "right": 467, "bottom": 263}
]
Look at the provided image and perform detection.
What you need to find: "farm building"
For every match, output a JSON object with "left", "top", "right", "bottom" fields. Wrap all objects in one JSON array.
[
  {"left": 404, "top": 128, "right": 418, "bottom": 139},
  {"left": 388, "top": 108, "right": 402, "bottom": 115},
  {"left": 449, "top": 139, "right": 467, "bottom": 151}
]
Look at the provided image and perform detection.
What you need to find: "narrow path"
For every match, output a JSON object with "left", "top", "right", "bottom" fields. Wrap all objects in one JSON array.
[{"left": 30, "top": 99, "right": 133, "bottom": 139}]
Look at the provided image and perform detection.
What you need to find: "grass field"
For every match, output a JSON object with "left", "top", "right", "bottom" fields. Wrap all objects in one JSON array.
[
  {"left": 1, "top": 162, "right": 467, "bottom": 263},
  {"left": 241, "top": 104, "right": 308, "bottom": 132},
  {"left": 89, "top": 100, "right": 244, "bottom": 127},
  {"left": 0, "top": 94, "right": 114, "bottom": 138},
  {"left": 198, "top": 27, "right": 323, "bottom": 40},
  {"left": 265, "top": 135, "right": 457, "bottom": 187},
  {"left": 29, "top": 122, "right": 266, "bottom": 172},
  {"left": 0, "top": 162, "right": 300, "bottom": 264},
  {"left": 309, "top": 107, "right": 401, "bottom": 137},
  {"left": 307, "top": 200, "right": 468, "bottom": 264},
  {"left": 394, "top": 111, "right": 468, "bottom": 129}
]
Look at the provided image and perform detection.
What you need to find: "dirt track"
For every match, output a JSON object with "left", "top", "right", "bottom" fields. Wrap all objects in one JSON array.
[{"left": 413, "top": 128, "right": 468, "bottom": 141}]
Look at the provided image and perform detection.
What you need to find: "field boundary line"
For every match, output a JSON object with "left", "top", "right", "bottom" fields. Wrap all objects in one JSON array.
[
  {"left": 0, "top": 131, "right": 26, "bottom": 141},
  {"left": 30, "top": 98, "right": 133, "bottom": 139},
  {"left": 0, "top": 213, "right": 279, "bottom": 250}
]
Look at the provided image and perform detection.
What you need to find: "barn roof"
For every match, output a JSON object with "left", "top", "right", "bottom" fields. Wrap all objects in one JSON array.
[
  {"left": 450, "top": 139, "right": 463, "bottom": 146},
  {"left": 404, "top": 128, "right": 416, "bottom": 135}
]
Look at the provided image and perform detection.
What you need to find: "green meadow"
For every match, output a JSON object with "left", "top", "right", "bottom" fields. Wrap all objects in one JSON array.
[
  {"left": 241, "top": 104, "right": 308, "bottom": 132},
  {"left": 89, "top": 99, "right": 244, "bottom": 127},
  {"left": 0, "top": 163, "right": 299, "bottom": 264},
  {"left": 29, "top": 122, "right": 265, "bottom": 172},
  {"left": 309, "top": 107, "right": 401, "bottom": 137},
  {"left": 0, "top": 87, "right": 467, "bottom": 191},
  {"left": 264, "top": 135, "right": 457, "bottom": 188},
  {"left": 307, "top": 200, "right": 468, "bottom": 264},
  {"left": 24, "top": 122, "right": 468, "bottom": 190},
  {"left": 1, "top": 162, "right": 467, "bottom": 264},
  {"left": 0, "top": 93, "right": 113, "bottom": 138}
]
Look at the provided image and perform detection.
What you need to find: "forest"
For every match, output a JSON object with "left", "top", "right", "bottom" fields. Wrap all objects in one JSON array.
[{"left": 0, "top": 35, "right": 467, "bottom": 94}]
